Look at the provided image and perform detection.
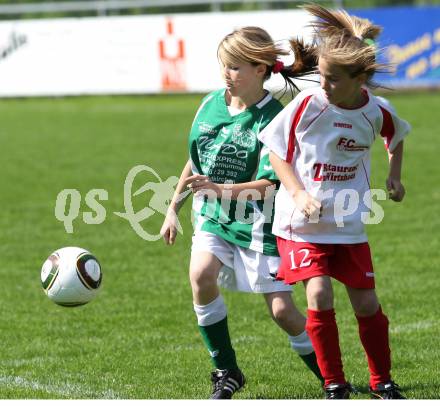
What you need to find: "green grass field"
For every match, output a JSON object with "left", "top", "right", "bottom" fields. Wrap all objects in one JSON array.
[{"left": 0, "top": 91, "right": 439, "bottom": 399}]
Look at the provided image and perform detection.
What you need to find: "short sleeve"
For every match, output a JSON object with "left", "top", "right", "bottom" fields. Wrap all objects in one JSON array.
[
  {"left": 377, "top": 97, "right": 411, "bottom": 152},
  {"left": 255, "top": 145, "right": 278, "bottom": 182},
  {"left": 258, "top": 92, "right": 313, "bottom": 163}
]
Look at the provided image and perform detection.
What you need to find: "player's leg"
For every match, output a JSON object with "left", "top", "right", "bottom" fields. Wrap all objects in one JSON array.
[
  {"left": 276, "top": 238, "right": 349, "bottom": 397},
  {"left": 263, "top": 291, "right": 323, "bottom": 384},
  {"left": 346, "top": 286, "right": 405, "bottom": 399},
  {"left": 190, "top": 251, "right": 222, "bottom": 305},
  {"left": 231, "top": 246, "right": 323, "bottom": 384},
  {"left": 304, "top": 274, "right": 351, "bottom": 399},
  {"left": 331, "top": 242, "right": 404, "bottom": 399},
  {"left": 345, "top": 286, "right": 388, "bottom": 383},
  {"left": 190, "top": 233, "right": 245, "bottom": 399}
]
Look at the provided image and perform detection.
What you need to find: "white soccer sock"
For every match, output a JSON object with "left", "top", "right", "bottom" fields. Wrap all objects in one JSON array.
[
  {"left": 193, "top": 295, "right": 227, "bottom": 327},
  {"left": 288, "top": 330, "right": 314, "bottom": 356}
]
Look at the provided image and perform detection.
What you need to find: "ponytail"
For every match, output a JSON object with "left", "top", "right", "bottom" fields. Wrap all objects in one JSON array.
[
  {"left": 275, "top": 38, "right": 318, "bottom": 97},
  {"left": 302, "top": 3, "right": 390, "bottom": 88},
  {"left": 303, "top": 3, "right": 382, "bottom": 43}
]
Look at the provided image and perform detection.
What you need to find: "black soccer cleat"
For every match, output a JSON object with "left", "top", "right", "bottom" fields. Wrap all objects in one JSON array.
[
  {"left": 324, "top": 382, "right": 353, "bottom": 399},
  {"left": 370, "top": 381, "right": 406, "bottom": 399},
  {"left": 210, "top": 368, "right": 246, "bottom": 399}
]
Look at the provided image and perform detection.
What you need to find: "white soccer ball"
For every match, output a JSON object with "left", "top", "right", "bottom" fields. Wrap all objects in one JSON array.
[{"left": 41, "top": 246, "right": 102, "bottom": 307}]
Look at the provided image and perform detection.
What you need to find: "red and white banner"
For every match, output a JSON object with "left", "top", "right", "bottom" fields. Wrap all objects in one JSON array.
[{"left": 0, "top": 10, "right": 313, "bottom": 97}]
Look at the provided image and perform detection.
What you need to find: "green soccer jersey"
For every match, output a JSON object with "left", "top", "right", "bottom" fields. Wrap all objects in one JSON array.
[{"left": 188, "top": 89, "right": 283, "bottom": 256}]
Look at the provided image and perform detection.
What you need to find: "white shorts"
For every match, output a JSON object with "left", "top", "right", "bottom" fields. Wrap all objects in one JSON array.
[{"left": 191, "top": 231, "right": 292, "bottom": 293}]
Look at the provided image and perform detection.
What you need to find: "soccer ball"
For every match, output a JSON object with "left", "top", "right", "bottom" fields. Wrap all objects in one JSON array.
[{"left": 41, "top": 246, "right": 102, "bottom": 307}]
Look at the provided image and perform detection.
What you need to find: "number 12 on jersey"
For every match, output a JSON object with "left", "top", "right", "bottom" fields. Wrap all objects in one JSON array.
[{"left": 289, "top": 249, "right": 312, "bottom": 270}]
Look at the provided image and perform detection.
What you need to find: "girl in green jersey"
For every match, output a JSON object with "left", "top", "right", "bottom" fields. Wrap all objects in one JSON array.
[{"left": 160, "top": 26, "right": 321, "bottom": 399}]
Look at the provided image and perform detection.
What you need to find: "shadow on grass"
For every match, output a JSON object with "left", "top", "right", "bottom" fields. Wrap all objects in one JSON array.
[{"left": 348, "top": 382, "right": 440, "bottom": 399}]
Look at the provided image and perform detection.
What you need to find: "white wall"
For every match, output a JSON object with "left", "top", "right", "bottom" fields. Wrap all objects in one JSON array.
[{"left": 0, "top": 10, "right": 314, "bottom": 97}]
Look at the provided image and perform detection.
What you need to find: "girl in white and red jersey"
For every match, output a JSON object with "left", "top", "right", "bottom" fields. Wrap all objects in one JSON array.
[
  {"left": 160, "top": 27, "right": 323, "bottom": 399},
  {"left": 259, "top": 4, "right": 410, "bottom": 400}
]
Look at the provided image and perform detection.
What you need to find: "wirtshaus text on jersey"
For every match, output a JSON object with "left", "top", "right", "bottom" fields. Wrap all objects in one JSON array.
[{"left": 189, "top": 89, "right": 283, "bottom": 256}]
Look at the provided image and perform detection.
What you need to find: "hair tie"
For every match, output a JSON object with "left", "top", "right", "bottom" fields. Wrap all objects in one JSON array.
[
  {"left": 363, "top": 38, "right": 375, "bottom": 47},
  {"left": 272, "top": 60, "right": 284, "bottom": 74}
]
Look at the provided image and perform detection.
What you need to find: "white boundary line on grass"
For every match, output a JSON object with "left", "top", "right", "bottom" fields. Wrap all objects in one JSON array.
[
  {"left": 0, "top": 375, "right": 120, "bottom": 399},
  {"left": 390, "top": 320, "right": 436, "bottom": 334}
]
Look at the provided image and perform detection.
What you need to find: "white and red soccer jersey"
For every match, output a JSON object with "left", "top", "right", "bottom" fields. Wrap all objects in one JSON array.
[{"left": 258, "top": 86, "right": 411, "bottom": 244}]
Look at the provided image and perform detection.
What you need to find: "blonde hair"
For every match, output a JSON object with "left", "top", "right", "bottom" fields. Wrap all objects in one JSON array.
[
  {"left": 303, "top": 4, "right": 389, "bottom": 88},
  {"left": 218, "top": 27, "right": 286, "bottom": 79},
  {"left": 218, "top": 26, "right": 317, "bottom": 95}
]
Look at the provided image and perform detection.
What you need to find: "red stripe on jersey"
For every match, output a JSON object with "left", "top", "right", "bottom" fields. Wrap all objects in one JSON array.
[
  {"left": 305, "top": 105, "right": 328, "bottom": 131},
  {"left": 362, "top": 112, "right": 375, "bottom": 140},
  {"left": 379, "top": 106, "right": 395, "bottom": 150},
  {"left": 286, "top": 95, "right": 312, "bottom": 163},
  {"left": 361, "top": 159, "right": 371, "bottom": 190}
]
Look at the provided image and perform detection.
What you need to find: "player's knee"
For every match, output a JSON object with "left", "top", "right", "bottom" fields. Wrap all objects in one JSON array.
[
  {"left": 271, "top": 301, "right": 292, "bottom": 325},
  {"left": 189, "top": 265, "right": 216, "bottom": 292},
  {"left": 354, "top": 297, "right": 379, "bottom": 317},
  {"left": 350, "top": 289, "right": 379, "bottom": 316},
  {"left": 308, "top": 287, "right": 333, "bottom": 310}
]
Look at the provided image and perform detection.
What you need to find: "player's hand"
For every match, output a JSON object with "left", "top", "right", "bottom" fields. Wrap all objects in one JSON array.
[
  {"left": 292, "top": 190, "right": 322, "bottom": 219},
  {"left": 386, "top": 177, "right": 405, "bottom": 202},
  {"left": 186, "top": 174, "right": 222, "bottom": 198},
  {"left": 160, "top": 210, "right": 179, "bottom": 245}
]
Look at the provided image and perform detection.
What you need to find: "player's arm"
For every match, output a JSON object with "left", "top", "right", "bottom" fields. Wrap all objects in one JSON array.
[
  {"left": 269, "top": 151, "right": 321, "bottom": 218},
  {"left": 186, "top": 175, "right": 275, "bottom": 200},
  {"left": 220, "top": 179, "right": 276, "bottom": 200},
  {"left": 160, "top": 160, "right": 192, "bottom": 245},
  {"left": 169, "top": 160, "right": 193, "bottom": 213},
  {"left": 386, "top": 140, "right": 405, "bottom": 202}
]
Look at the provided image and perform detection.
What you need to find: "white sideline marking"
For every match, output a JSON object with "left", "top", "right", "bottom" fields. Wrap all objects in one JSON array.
[
  {"left": 168, "top": 335, "right": 262, "bottom": 352},
  {"left": 2, "top": 357, "right": 57, "bottom": 368},
  {"left": 390, "top": 320, "right": 436, "bottom": 334},
  {"left": 0, "top": 375, "right": 120, "bottom": 399},
  {"left": 232, "top": 335, "right": 261, "bottom": 345}
]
